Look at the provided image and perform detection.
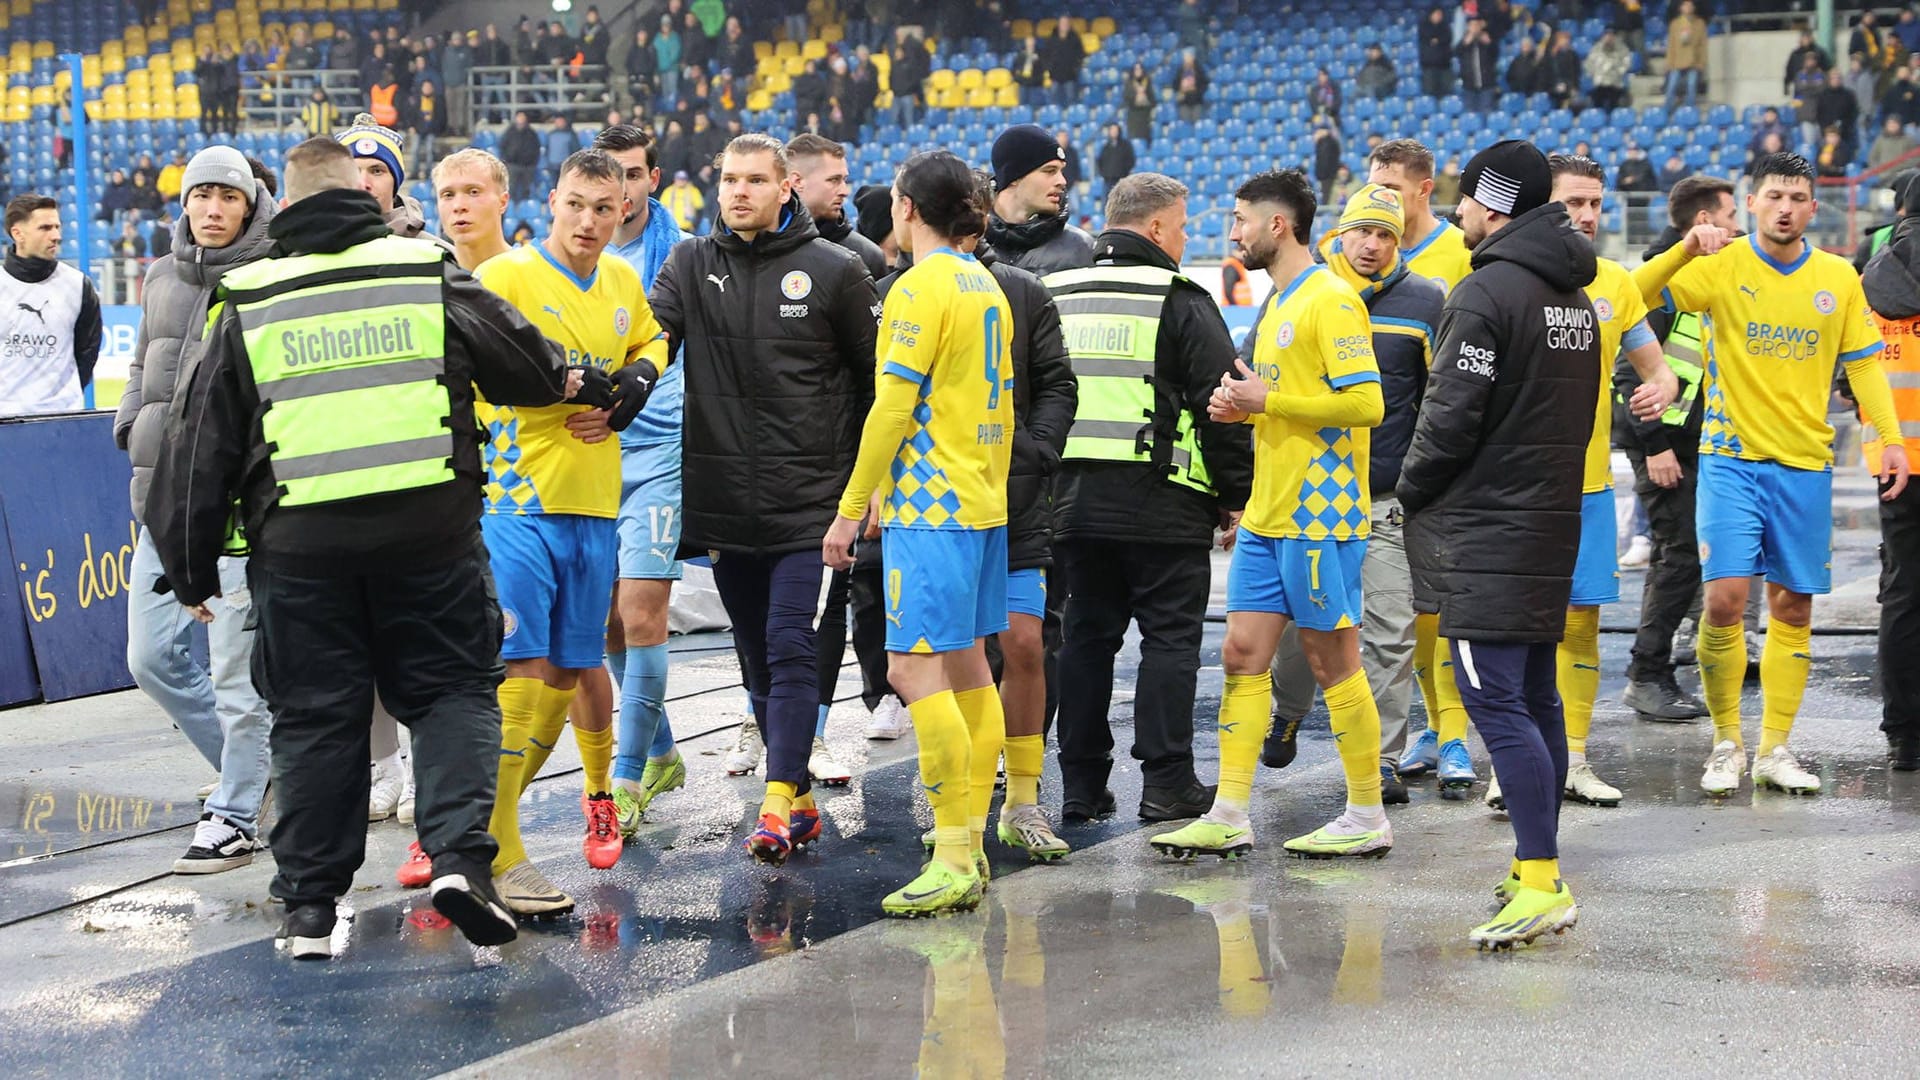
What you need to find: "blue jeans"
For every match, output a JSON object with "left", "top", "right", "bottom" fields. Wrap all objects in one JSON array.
[
  {"left": 1663, "top": 68, "right": 1702, "bottom": 110},
  {"left": 126, "top": 528, "right": 272, "bottom": 833}
]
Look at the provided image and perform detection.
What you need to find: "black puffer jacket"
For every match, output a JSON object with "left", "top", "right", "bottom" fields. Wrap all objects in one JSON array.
[
  {"left": 651, "top": 195, "right": 880, "bottom": 555},
  {"left": 985, "top": 208, "right": 1096, "bottom": 277},
  {"left": 816, "top": 211, "right": 890, "bottom": 280},
  {"left": 1397, "top": 204, "right": 1600, "bottom": 642}
]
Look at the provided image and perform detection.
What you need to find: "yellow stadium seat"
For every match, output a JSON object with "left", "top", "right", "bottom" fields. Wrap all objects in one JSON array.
[
  {"left": 965, "top": 87, "right": 993, "bottom": 108},
  {"left": 82, "top": 69, "right": 101, "bottom": 90},
  {"left": 28, "top": 84, "right": 53, "bottom": 105},
  {"left": 82, "top": 99, "right": 103, "bottom": 120},
  {"left": 776, "top": 55, "right": 802, "bottom": 76},
  {"left": 101, "top": 84, "right": 126, "bottom": 102},
  {"left": 752, "top": 41, "right": 772, "bottom": 59},
  {"left": 820, "top": 24, "right": 843, "bottom": 43},
  {"left": 129, "top": 100, "right": 152, "bottom": 118},
  {"left": 192, "top": 0, "right": 213, "bottom": 12},
  {"left": 7, "top": 0, "right": 26, "bottom": 17},
  {"left": 353, "top": 0, "right": 376, "bottom": 12},
  {"left": 956, "top": 68, "right": 984, "bottom": 90},
  {"left": 801, "top": 39, "right": 827, "bottom": 60},
  {"left": 168, "top": 0, "right": 188, "bottom": 18},
  {"left": 214, "top": 11, "right": 236, "bottom": 29},
  {"left": 755, "top": 55, "right": 780, "bottom": 78},
  {"left": 1071, "top": 17, "right": 1088, "bottom": 33},
  {"left": 1010, "top": 19, "right": 1032, "bottom": 38},
  {"left": 1091, "top": 16, "right": 1116, "bottom": 37},
  {"left": 328, "top": 0, "right": 349, "bottom": 11},
  {"left": 311, "top": 21, "right": 333, "bottom": 39},
  {"left": 927, "top": 68, "right": 956, "bottom": 90},
  {"left": 153, "top": 98, "right": 176, "bottom": 118},
  {"left": 993, "top": 84, "right": 1019, "bottom": 107},
  {"left": 30, "top": 40, "right": 54, "bottom": 59},
  {"left": 763, "top": 72, "right": 791, "bottom": 94},
  {"left": 47, "top": 70, "right": 66, "bottom": 91},
  {"left": 237, "top": 0, "right": 258, "bottom": 14},
  {"left": 177, "top": 98, "right": 199, "bottom": 118},
  {"left": 101, "top": 40, "right": 123, "bottom": 59},
  {"left": 873, "top": 50, "right": 891, "bottom": 74},
  {"left": 260, "top": 0, "right": 282, "bottom": 10},
  {"left": 378, "top": 0, "right": 400, "bottom": 10},
  {"left": 774, "top": 40, "right": 799, "bottom": 58},
  {"left": 746, "top": 89, "right": 771, "bottom": 111},
  {"left": 1081, "top": 32, "right": 1100, "bottom": 54},
  {"left": 985, "top": 67, "right": 1011, "bottom": 89}
]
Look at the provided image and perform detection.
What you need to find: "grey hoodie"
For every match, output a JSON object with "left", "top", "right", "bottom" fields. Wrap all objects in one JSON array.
[{"left": 114, "top": 178, "right": 277, "bottom": 521}]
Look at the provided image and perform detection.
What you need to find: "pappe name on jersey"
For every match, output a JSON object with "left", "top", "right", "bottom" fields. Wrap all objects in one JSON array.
[{"left": 1543, "top": 305, "right": 1595, "bottom": 351}]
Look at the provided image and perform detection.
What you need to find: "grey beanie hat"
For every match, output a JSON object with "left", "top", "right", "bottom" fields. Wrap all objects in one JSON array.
[{"left": 181, "top": 146, "right": 257, "bottom": 205}]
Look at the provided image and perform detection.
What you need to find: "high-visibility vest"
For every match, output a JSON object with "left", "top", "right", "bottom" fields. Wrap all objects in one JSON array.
[
  {"left": 1659, "top": 311, "right": 1705, "bottom": 427},
  {"left": 1042, "top": 264, "right": 1214, "bottom": 495},
  {"left": 1866, "top": 310, "right": 1920, "bottom": 472},
  {"left": 370, "top": 83, "right": 399, "bottom": 126},
  {"left": 218, "top": 234, "right": 455, "bottom": 509},
  {"left": 1220, "top": 256, "right": 1252, "bottom": 306}
]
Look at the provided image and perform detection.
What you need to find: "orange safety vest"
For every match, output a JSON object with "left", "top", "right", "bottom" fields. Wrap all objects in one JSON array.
[
  {"left": 370, "top": 83, "right": 399, "bottom": 126},
  {"left": 1221, "top": 256, "right": 1252, "bottom": 306},
  {"left": 1866, "top": 312, "right": 1920, "bottom": 472}
]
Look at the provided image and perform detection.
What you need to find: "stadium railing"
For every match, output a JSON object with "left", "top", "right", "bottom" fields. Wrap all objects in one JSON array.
[
  {"left": 1821, "top": 145, "right": 1920, "bottom": 254},
  {"left": 463, "top": 64, "right": 612, "bottom": 127},
  {"left": 242, "top": 68, "right": 365, "bottom": 131}
]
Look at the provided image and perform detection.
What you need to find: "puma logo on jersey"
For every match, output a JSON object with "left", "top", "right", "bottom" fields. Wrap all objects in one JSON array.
[
  {"left": 15, "top": 300, "right": 46, "bottom": 323},
  {"left": 1739, "top": 285, "right": 1759, "bottom": 301},
  {"left": 541, "top": 304, "right": 563, "bottom": 321},
  {"left": 707, "top": 274, "right": 730, "bottom": 292}
]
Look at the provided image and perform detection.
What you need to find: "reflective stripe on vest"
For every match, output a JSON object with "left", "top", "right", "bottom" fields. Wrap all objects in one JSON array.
[
  {"left": 1865, "top": 311, "right": 1920, "bottom": 471},
  {"left": 1659, "top": 311, "right": 1705, "bottom": 427},
  {"left": 1042, "top": 264, "right": 1214, "bottom": 495},
  {"left": 220, "top": 234, "right": 455, "bottom": 509}
]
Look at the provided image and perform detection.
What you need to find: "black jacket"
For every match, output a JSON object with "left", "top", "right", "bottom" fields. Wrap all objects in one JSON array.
[
  {"left": 816, "top": 212, "right": 890, "bottom": 279},
  {"left": 984, "top": 209, "right": 1096, "bottom": 277},
  {"left": 1397, "top": 204, "right": 1599, "bottom": 642},
  {"left": 1419, "top": 19, "right": 1453, "bottom": 70},
  {"left": 650, "top": 195, "right": 879, "bottom": 555},
  {"left": 146, "top": 189, "right": 571, "bottom": 606},
  {"left": 1613, "top": 225, "right": 1703, "bottom": 457},
  {"left": 498, "top": 124, "right": 542, "bottom": 168},
  {"left": 1052, "top": 230, "right": 1254, "bottom": 547}
]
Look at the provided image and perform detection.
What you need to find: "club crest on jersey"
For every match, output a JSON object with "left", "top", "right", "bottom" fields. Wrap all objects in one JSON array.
[
  {"left": 614, "top": 306, "right": 630, "bottom": 335},
  {"left": 1274, "top": 321, "right": 1295, "bottom": 348},
  {"left": 1593, "top": 297, "right": 1613, "bottom": 321},
  {"left": 501, "top": 609, "right": 518, "bottom": 638},
  {"left": 781, "top": 270, "right": 813, "bottom": 300},
  {"left": 1813, "top": 290, "right": 1837, "bottom": 315}
]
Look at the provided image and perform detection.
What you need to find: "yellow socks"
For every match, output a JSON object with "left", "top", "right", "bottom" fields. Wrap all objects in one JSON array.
[
  {"left": 523, "top": 682, "right": 575, "bottom": 781},
  {"left": 760, "top": 780, "right": 796, "bottom": 823},
  {"left": 1696, "top": 620, "right": 1746, "bottom": 746},
  {"left": 1413, "top": 612, "right": 1440, "bottom": 733},
  {"left": 1518, "top": 857, "right": 1561, "bottom": 894},
  {"left": 1215, "top": 672, "right": 1274, "bottom": 814},
  {"left": 793, "top": 790, "right": 816, "bottom": 813},
  {"left": 490, "top": 678, "right": 542, "bottom": 874},
  {"left": 1324, "top": 669, "right": 1382, "bottom": 808},
  {"left": 954, "top": 686, "right": 1005, "bottom": 854},
  {"left": 1558, "top": 607, "right": 1601, "bottom": 759},
  {"left": 574, "top": 723, "right": 613, "bottom": 795},
  {"left": 909, "top": 690, "right": 973, "bottom": 872},
  {"left": 1002, "top": 733, "right": 1044, "bottom": 808},
  {"left": 1757, "top": 619, "right": 1811, "bottom": 756},
  {"left": 1433, "top": 637, "right": 1471, "bottom": 746}
]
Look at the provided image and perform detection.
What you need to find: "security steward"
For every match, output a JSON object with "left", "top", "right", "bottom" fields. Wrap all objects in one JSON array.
[
  {"left": 148, "top": 137, "right": 601, "bottom": 959},
  {"left": 1046, "top": 172, "right": 1254, "bottom": 824}
]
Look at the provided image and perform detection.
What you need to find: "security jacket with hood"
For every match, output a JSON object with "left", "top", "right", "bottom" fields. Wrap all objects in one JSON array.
[
  {"left": 985, "top": 207, "right": 1096, "bottom": 277},
  {"left": 649, "top": 194, "right": 880, "bottom": 555},
  {"left": 1397, "top": 203, "right": 1600, "bottom": 642}
]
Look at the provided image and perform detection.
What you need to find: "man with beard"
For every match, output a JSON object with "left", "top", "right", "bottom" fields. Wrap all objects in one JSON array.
[{"left": 787, "top": 134, "right": 888, "bottom": 278}]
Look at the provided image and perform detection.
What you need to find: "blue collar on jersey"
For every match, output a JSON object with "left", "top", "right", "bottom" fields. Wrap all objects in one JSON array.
[
  {"left": 926, "top": 246, "right": 980, "bottom": 262},
  {"left": 1749, "top": 232, "right": 1811, "bottom": 276},
  {"left": 536, "top": 240, "right": 599, "bottom": 292},
  {"left": 1268, "top": 262, "right": 1324, "bottom": 311},
  {"left": 1401, "top": 219, "right": 1452, "bottom": 261}
]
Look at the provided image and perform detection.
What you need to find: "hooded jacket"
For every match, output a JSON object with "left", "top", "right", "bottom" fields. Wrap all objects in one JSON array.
[
  {"left": 1317, "top": 233, "right": 1445, "bottom": 496},
  {"left": 649, "top": 194, "right": 880, "bottom": 555},
  {"left": 146, "top": 188, "right": 572, "bottom": 606},
  {"left": 815, "top": 210, "right": 890, "bottom": 279},
  {"left": 1397, "top": 204, "right": 1600, "bottom": 642},
  {"left": 115, "top": 179, "right": 278, "bottom": 521},
  {"left": 1864, "top": 212, "right": 1920, "bottom": 318},
  {"left": 1611, "top": 224, "right": 1704, "bottom": 456},
  {"left": 1052, "top": 229, "right": 1253, "bottom": 547},
  {"left": 984, "top": 208, "right": 1096, "bottom": 277}
]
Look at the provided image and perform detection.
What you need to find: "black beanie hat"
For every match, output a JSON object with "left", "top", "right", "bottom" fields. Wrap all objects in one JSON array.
[
  {"left": 853, "top": 184, "right": 894, "bottom": 244},
  {"left": 1459, "top": 139, "right": 1553, "bottom": 218},
  {"left": 992, "top": 123, "right": 1066, "bottom": 191}
]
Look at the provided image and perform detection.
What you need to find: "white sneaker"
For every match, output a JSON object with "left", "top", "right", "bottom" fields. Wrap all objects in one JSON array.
[
  {"left": 865, "top": 694, "right": 910, "bottom": 740},
  {"left": 173, "top": 813, "right": 261, "bottom": 874},
  {"left": 1752, "top": 745, "right": 1821, "bottom": 795},
  {"left": 368, "top": 757, "right": 403, "bottom": 821},
  {"left": 1564, "top": 761, "right": 1622, "bottom": 806},
  {"left": 1619, "top": 534, "right": 1653, "bottom": 568},
  {"left": 1700, "top": 739, "right": 1746, "bottom": 796},
  {"left": 723, "top": 720, "right": 764, "bottom": 776},
  {"left": 808, "top": 736, "right": 852, "bottom": 786},
  {"left": 396, "top": 757, "right": 416, "bottom": 825},
  {"left": 1484, "top": 772, "right": 1505, "bottom": 811}
]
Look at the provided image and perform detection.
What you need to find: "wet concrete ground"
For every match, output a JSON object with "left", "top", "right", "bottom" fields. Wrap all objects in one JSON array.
[{"left": 3, "top": 468, "right": 1916, "bottom": 1078}]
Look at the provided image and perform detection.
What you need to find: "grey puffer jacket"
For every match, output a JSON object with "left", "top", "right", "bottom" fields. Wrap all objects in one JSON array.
[{"left": 114, "top": 179, "right": 277, "bottom": 521}]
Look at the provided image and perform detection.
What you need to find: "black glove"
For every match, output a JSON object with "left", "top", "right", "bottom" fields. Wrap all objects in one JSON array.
[
  {"left": 606, "top": 360, "right": 660, "bottom": 432},
  {"left": 569, "top": 364, "right": 615, "bottom": 408}
]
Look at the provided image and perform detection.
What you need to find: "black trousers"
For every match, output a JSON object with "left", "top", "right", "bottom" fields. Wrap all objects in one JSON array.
[
  {"left": 822, "top": 538, "right": 892, "bottom": 711},
  {"left": 249, "top": 541, "right": 504, "bottom": 908},
  {"left": 712, "top": 549, "right": 822, "bottom": 793},
  {"left": 1454, "top": 639, "right": 1565, "bottom": 861},
  {"left": 1054, "top": 539, "right": 1209, "bottom": 795},
  {"left": 1625, "top": 444, "right": 1701, "bottom": 681},
  {"left": 1881, "top": 477, "right": 1920, "bottom": 737}
]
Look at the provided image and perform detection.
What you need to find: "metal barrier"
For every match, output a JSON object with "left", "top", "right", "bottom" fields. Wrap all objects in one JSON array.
[
  {"left": 237, "top": 68, "right": 368, "bottom": 133},
  {"left": 463, "top": 64, "right": 614, "bottom": 127}
]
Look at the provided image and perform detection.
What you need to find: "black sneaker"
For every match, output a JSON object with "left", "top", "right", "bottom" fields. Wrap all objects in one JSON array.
[
  {"left": 1380, "top": 764, "right": 1409, "bottom": 805},
  {"left": 172, "top": 812, "right": 260, "bottom": 875},
  {"left": 1061, "top": 788, "right": 1117, "bottom": 823},
  {"left": 1138, "top": 781, "right": 1216, "bottom": 822},
  {"left": 430, "top": 861, "right": 520, "bottom": 947},
  {"left": 1890, "top": 735, "right": 1920, "bottom": 773},
  {"left": 280, "top": 904, "right": 336, "bottom": 960},
  {"left": 1262, "top": 713, "right": 1302, "bottom": 769},
  {"left": 1623, "top": 672, "right": 1707, "bottom": 722}
]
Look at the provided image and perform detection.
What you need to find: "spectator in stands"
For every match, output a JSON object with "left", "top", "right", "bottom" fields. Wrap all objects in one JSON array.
[
  {"left": 1420, "top": 6, "right": 1454, "bottom": 98},
  {"left": 1853, "top": 12, "right": 1888, "bottom": 74},
  {"left": 1328, "top": 163, "right": 1359, "bottom": 206},
  {"left": 286, "top": 26, "right": 319, "bottom": 77},
  {"left": 1308, "top": 66, "right": 1342, "bottom": 124},
  {"left": 1791, "top": 50, "right": 1828, "bottom": 118},
  {"left": 679, "top": 11, "right": 712, "bottom": 75},
  {"left": 475, "top": 26, "right": 511, "bottom": 125},
  {"left": 1178, "top": 0, "right": 1208, "bottom": 51},
  {"left": 217, "top": 44, "right": 242, "bottom": 130},
  {"left": 1785, "top": 29, "right": 1832, "bottom": 95},
  {"left": 1818, "top": 125, "right": 1853, "bottom": 177},
  {"left": 113, "top": 218, "right": 145, "bottom": 262},
  {"left": 1658, "top": 151, "right": 1689, "bottom": 190},
  {"left": 662, "top": 169, "right": 704, "bottom": 231},
  {"left": 1881, "top": 67, "right": 1920, "bottom": 133},
  {"left": 1872, "top": 115, "right": 1917, "bottom": 170},
  {"left": 659, "top": 118, "right": 691, "bottom": 178},
  {"left": 1056, "top": 129, "right": 1085, "bottom": 193},
  {"left": 158, "top": 150, "right": 186, "bottom": 202},
  {"left": 369, "top": 66, "right": 401, "bottom": 128},
  {"left": 442, "top": 32, "right": 473, "bottom": 132},
  {"left": 718, "top": 17, "right": 755, "bottom": 78},
  {"left": 194, "top": 46, "right": 220, "bottom": 132},
  {"left": 239, "top": 39, "right": 269, "bottom": 100},
  {"left": 133, "top": 153, "right": 159, "bottom": 191},
  {"left": 1314, "top": 121, "right": 1343, "bottom": 203},
  {"left": 1850, "top": 53, "right": 1880, "bottom": 138},
  {"left": 1616, "top": 144, "right": 1657, "bottom": 191},
  {"left": 783, "top": 2, "right": 810, "bottom": 44},
  {"left": 1096, "top": 123, "right": 1135, "bottom": 195},
  {"left": 1433, "top": 158, "right": 1462, "bottom": 205},
  {"left": 409, "top": 55, "right": 443, "bottom": 103},
  {"left": 823, "top": 102, "right": 856, "bottom": 145},
  {"left": 407, "top": 80, "right": 446, "bottom": 165},
  {"left": 510, "top": 221, "right": 534, "bottom": 245},
  {"left": 1749, "top": 106, "right": 1791, "bottom": 157},
  {"left": 500, "top": 110, "right": 542, "bottom": 202},
  {"left": 1507, "top": 37, "right": 1546, "bottom": 98},
  {"left": 546, "top": 115, "right": 580, "bottom": 174},
  {"left": 331, "top": 29, "right": 358, "bottom": 77},
  {"left": 1479, "top": 0, "right": 1515, "bottom": 41},
  {"left": 656, "top": 14, "right": 683, "bottom": 107},
  {"left": 361, "top": 41, "right": 388, "bottom": 96},
  {"left": 1125, "top": 62, "right": 1155, "bottom": 144},
  {"left": 1046, "top": 15, "right": 1087, "bottom": 106},
  {"left": 149, "top": 210, "right": 173, "bottom": 259},
  {"left": 1814, "top": 69, "right": 1862, "bottom": 150},
  {"left": 1748, "top": 130, "right": 1786, "bottom": 173},
  {"left": 544, "top": 19, "right": 576, "bottom": 68},
  {"left": 1586, "top": 29, "right": 1632, "bottom": 113},
  {"left": 1174, "top": 49, "right": 1208, "bottom": 123},
  {"left": 890, "top": 28, "right": 931, "bottom": 127},
  {"left": 1015, "top": 36, "right": 1045, "bottom": 94},
  {"left": 628, "top": 29, "right": 659, "bottom": 114},
  {"left": 1543, "top": 29, "right": 1583, "bottom": 110},
  {"left": 846, "top": 50, "right": 879, "bottom": 129},
  {"left": 1900, "top": 9, "right": 1920, "bottom": 56},
  {"left": 299, "top": 87, "right": 338, "bottom": 138},
  {"left": 1663, "top": 0, "right": 1708, "bottom": 110},
  {"left": 580, "top": 6, "right": 610, "bottom": 69},
  {"left": 826, "top": 54, "right": 854, "bottom": 117},
  {"left": 100, "top": 169, "right": 133, "bottom": 224},
  {"left": 1609, "top": 0, "right": 1646, "bottom": 55},
  {"left": 1457, "top": 18, "right": 1499, "bottom": 112},
  {"left": 1358, "top": 43, "right": 1398, "bottom": 101},
  {"left": 130, "top": 171, "right": 162, "bottom": 220}
]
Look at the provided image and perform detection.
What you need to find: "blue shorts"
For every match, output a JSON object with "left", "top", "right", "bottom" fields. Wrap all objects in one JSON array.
[
  {"left": 1007, "top": 567, "right": 1047, "bottom": 620},
  {"left": 615, "top": 445, "right": 683, "bottom": 580},
  {"left": 881, "top": 526, "right": 1010, "bottom": 654},
  {"left": 481, "top": 513, "right": 617, "bottom": 669},
  {"left": 1570, "top": 489, "right": 1622, "bottom": 606},
  {"left": 1696, "top": 455, "right": 1831, "bottom": 594},
  {"left": 1225, "top": 530, "right": 1367, "bottom": 632}
]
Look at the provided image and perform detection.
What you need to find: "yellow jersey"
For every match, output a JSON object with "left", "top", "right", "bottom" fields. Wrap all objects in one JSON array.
[
  {"left": 1581, "top": 257, "right": 1652, "bottom": 493},
  {"left": 1242, "top": 264, "right": 1380, "bottom": 540},
  {"left": 1656, "top": 235, "right": 1884, "bottom": 471},
  {"left": 474, "top": 244, "right": 667, "bottom": 518},
  {"left": 875, "top": 249, "right": 1014, "bottom": 530},
  {"left": 1402, "top": 219, "right": 1474, "bottom": 295}
]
